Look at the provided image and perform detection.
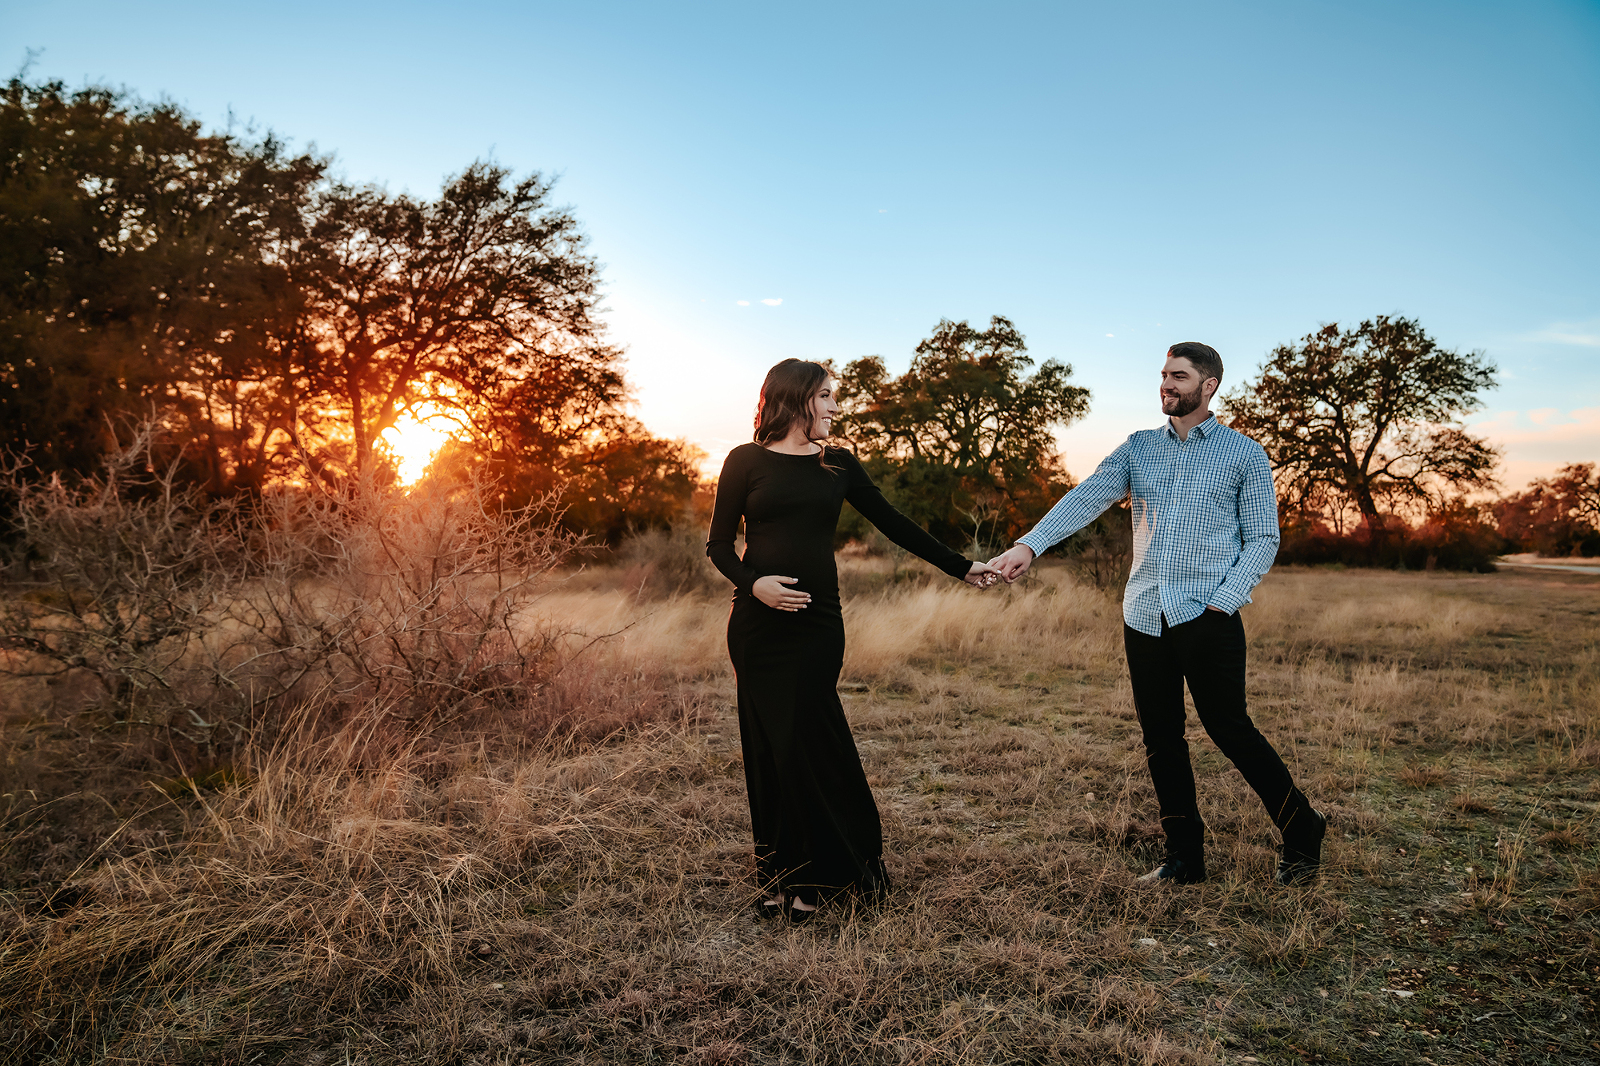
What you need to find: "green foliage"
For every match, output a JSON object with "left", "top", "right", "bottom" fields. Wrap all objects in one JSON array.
[
  {"left": 443, "top": 426, "right": 702, "bottom": 546},
  {"left": 835, "top": 316, "right": 1089, "bottom": 550},
  {"left": 0, "top": 78, "right": 323, "bottom": 490},
  {"left": 1223, "top": 315, "right": 1499, "bottom": 532}
]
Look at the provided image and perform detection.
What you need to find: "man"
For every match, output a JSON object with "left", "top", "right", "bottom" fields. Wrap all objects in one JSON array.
[{"left": 988, "top": 342, "right": 1325, "bottom": 886}]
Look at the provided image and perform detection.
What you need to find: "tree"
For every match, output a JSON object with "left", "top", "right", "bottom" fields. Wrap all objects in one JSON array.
[
  {"left": 552, "top": 429, "right": 703, "bottom": 543},
  {"left": 283, "top": 163, "right": 618, "bottom": 482},
  {"left": 0, "top": 79, "right": 323, "bottom": 490},
  {"left": 1222, "top": 315, "right": 1498, "bottom": 537},
  {"left": 835, "top": 316, "right": 1090, "bottom": 548},
  {"left": 1493, "top": 463, "right": 1600, "bottom": 557},
  {"left": 438, "top": 410, "right": 703, "bottom": 546}
]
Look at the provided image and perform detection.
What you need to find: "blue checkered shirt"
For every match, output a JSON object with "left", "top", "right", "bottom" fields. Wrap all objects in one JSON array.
[{"left": 1016, "top": 415, "right": 1280, "bottom": 636}]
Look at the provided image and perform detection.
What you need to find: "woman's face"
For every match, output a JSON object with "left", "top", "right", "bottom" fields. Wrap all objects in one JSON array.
[{"left": 809, "top": 379, "right": 839, "bottom": 439}]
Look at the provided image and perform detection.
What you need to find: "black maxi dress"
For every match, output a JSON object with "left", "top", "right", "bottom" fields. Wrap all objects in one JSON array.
[{"left": 706, "top": 443, "right": 972, "bottom": 905}]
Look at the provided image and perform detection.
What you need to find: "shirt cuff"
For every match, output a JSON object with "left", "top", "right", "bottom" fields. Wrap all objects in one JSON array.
[
  {"left": 1015, "top": 533, "right": 1051, "bottom": 558},
  {"left": 1208, "top": 586, "right": 1247, "bottom": 614}
]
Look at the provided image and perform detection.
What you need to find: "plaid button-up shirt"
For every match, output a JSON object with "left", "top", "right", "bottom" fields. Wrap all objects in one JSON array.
[{"left": 1016, "top": 415, "right": 1280, "bottom": 637}]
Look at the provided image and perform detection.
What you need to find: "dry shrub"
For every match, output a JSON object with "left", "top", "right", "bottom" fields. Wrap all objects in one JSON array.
[
  {"left": 1, "top": 433, "right": 591, "bottom": 750},
  {"left": 835, "top": 545, "right": 942, "bottom": 599},
  {"left": 236, "top": 473, "right": 581, "bottom": 721},
  {"left": 0, "top": 430, "right": 249, "bottom": 737},
  {"left": 1060, "top": 503, "right": 1134, "bottom": 592},
  {"left": 517, "top": 561, "right": 1127, "bottom": 691},
  {"left": 610, "top": 522, "right": 724, "bottom": 600}
]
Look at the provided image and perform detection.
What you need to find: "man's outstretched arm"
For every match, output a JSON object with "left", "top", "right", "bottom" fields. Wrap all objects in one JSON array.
[{"left": 990, "top": 442, "right": 1133, "bottom": 582}]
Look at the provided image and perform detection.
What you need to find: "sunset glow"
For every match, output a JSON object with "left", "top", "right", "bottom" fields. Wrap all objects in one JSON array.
[{"left": 381, "top": 408, "right": 457, "bottom": 484}]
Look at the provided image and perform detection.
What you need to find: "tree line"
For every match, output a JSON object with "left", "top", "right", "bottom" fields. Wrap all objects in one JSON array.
[
  {"left": 5, "top": 78, "right": 1594, "bottom": 567},
  {"left": 1, "top": 78, "right": 697, "bottom": 541},
  {"left": 833, "top": 313, "right": 1596, "bottom": 570}
]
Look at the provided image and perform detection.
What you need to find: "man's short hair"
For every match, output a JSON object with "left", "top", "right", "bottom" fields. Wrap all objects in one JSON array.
[{"left": 1167, "top": 342, "right": 1223, "bottom": 386}]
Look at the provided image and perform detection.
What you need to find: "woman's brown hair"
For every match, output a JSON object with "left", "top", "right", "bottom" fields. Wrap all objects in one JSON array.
[{"left": 754, "top": 358, "right": 837, "bottom": 471}]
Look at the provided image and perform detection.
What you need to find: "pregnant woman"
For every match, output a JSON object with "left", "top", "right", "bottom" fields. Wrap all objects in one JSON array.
[{"left": 707, "top": 358, "right": 998, "bottom": 922}]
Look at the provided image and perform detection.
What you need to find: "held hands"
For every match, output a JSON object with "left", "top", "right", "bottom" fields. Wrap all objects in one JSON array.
[
  {"left": 753, "top": 575, "right": 811, "bottom": 612},
  {"left": 964, "top": 561, "right": 1002, "bottom": 588},
  {"left": 759, "top": 565, "right": 1003, "bottom": 605},
  {"left": 986, "top": 544, "right": 1036, "bottom": 584}
]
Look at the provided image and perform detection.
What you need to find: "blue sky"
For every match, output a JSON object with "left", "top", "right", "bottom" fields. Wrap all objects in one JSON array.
[{"left": 5, "top": 0, "right": 1598, "bottom": 488}]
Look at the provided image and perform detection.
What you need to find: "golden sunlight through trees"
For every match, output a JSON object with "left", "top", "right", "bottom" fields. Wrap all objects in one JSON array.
[{"left": 381, "top": 408, "right": 458, "bottom": 485}]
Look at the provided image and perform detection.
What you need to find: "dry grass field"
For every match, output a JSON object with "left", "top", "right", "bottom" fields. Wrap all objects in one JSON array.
[{"left": 1, "top": 559, "right": 1597, "bottom": 1065}]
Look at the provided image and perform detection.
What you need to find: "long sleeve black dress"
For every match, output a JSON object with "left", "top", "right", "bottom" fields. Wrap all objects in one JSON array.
[{"left": 706, "top": 443, "right": 972, "bottom": 905}]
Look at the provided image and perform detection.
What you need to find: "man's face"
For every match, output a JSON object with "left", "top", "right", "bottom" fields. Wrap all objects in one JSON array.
[{"left": 1160, "top": 356, "right": 1212, "bottom": 418}]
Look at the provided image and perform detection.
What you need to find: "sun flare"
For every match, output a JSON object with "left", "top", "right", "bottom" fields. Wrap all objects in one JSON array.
[{"left": 382, "top": 408, "right": 457, "bottom": 485}]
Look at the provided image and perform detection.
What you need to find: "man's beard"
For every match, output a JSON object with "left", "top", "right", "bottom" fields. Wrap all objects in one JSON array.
[{"left": 1162, "top": 383, "right": 1204, "bottom": 418}]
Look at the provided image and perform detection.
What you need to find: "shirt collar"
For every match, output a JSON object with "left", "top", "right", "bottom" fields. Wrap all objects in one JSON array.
[{"left": 1162, "top": 414, "right": 1220, "bottom": 440}]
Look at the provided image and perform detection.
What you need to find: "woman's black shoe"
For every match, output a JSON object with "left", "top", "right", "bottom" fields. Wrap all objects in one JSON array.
[{"left": 1135, "top": 856, "right": 1206, "bottom": 886}]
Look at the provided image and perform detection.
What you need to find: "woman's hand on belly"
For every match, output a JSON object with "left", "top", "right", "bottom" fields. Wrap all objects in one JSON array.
[{"left": 753, "top": 575, "right": 812, "bottom": 612}]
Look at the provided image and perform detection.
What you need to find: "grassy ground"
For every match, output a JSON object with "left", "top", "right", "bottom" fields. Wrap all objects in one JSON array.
[{"left": 1, "top": 562, "right": 1597, "bottom": 1064}]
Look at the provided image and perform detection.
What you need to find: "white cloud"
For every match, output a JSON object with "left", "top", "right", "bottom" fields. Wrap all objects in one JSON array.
[
  {"left": 1527, "top": 318, "right": 1600, "bottom": 347},
  {"left": 736, "top": 300, "right": 750, "bottom": 306},
  {"left": 1105, "top": 333, "right": 1115, "bottom": 338},
  {"left": 761, "top": 298, "right": 782, "bottom": 306},
  {"left": 1540, "top": 331, "right": 1600, "bottom": 347}
]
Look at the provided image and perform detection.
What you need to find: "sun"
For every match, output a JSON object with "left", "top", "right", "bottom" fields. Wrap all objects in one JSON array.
[{"left": 381, "top": 407, "right": 457, "bottom": 485}]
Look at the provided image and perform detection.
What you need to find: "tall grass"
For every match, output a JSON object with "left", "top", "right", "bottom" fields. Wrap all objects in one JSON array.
[{"left": 2, "top": 543, "right": 1597, "bottom": 1063}]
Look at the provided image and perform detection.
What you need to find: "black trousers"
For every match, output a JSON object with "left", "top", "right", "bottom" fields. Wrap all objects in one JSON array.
[{"left": 1123, "top": 610, "right": 1313, "bottom": 860}]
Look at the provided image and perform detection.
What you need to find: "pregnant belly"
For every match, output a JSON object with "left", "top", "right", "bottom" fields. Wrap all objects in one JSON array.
[
  {"left": 728, "top": 593, "right": 846, "bottom": 673},
  {"left": 741, "top": 550, "right": 839, "bottom": 596}
]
